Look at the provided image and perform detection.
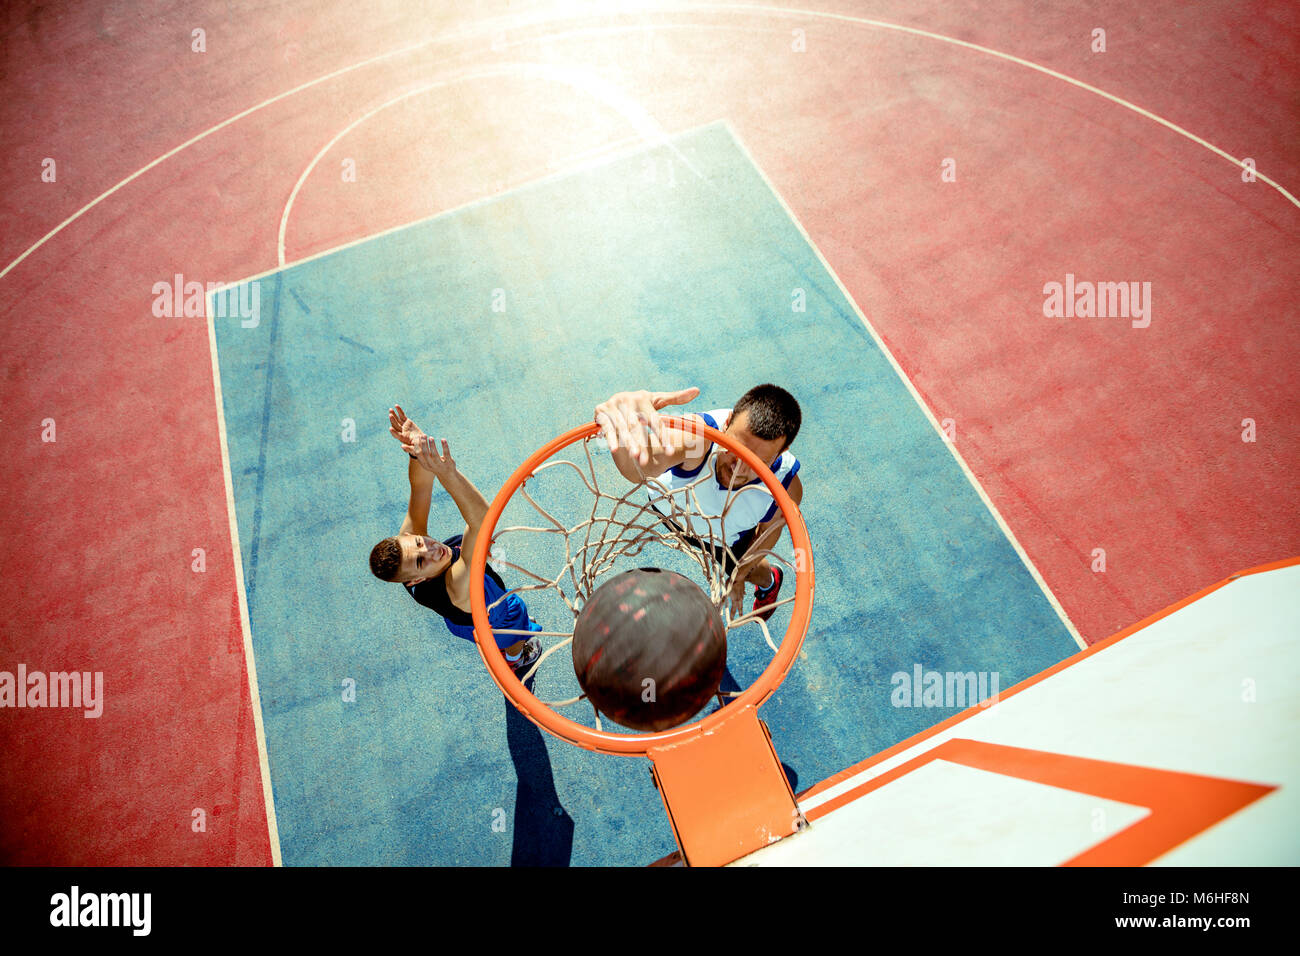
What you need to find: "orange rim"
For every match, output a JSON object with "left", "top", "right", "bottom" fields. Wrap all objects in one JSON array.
[{"left": 470, "top": 416, "right": 815, "bottom": 756}]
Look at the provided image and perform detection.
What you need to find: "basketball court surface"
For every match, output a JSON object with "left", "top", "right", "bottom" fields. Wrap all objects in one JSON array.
[{"left": 1, "top": 0, "right": 1296, "bottom": 866}]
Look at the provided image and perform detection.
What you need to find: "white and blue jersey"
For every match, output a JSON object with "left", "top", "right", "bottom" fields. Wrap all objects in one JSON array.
[{"left": 647, "top": 408, "right": 801, "bottom": 548}]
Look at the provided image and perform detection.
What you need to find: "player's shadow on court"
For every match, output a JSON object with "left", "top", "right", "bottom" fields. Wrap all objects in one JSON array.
[{"left": 504, "top": 689, "right": 574, "bottom": 867}]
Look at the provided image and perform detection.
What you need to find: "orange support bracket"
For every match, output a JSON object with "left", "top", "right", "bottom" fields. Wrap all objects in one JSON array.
[{"left": 648, "top": 704, "right": 804, "bottom": 866}]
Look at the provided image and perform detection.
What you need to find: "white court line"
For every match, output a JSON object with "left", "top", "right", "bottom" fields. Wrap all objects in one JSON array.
[
  {"left": 9, "top": 0, "right": 1282, "bottom": 854},
  {"left": 724, "top": 121, "right": 1088, "bottom": 650},
  {"left": 244, "top": 121, "right": 712, "bottom": 289},
  {"left": 0, "top": 4, "right": 619, "bottom": 282},
  {"left": 5, "top": 2, "right": 1293, "bottom": 283},
  {"left": 688, "top": 2, "right": 1298, "bottom": 208},
  {"left": 278, "top": 60, "right": 707, "bottom": 265},
  {"left": 797, "top": 563, "right": 1300, "bottom": 816},
  {"left": 1, "top": 37, "right": 429, "bottom": 282},
  {"left": 205, "top": 287, "right": 284, "bottom": 866},
  {"left": 275, "top": 20, "right": 783, "bottom": 264},
  {"left": 205, "top": 123, "right": 718, "bottom": 862}
]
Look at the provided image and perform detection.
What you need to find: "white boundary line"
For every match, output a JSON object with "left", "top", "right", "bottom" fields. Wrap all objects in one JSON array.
[
  {"left": 724, "top": 120, "right": 1088, "bottom": 650},
  {"left": 688, "top": 2, "right": 1298, "bottom": 208},
  {"left": 277, "top": 60, "right": 705, "bottom": 266},
  {"left": 0, "top": 36, "right": 430, "bottom": 282},
  {"left": 231, "top": 121, "right": 714, "bottom": 289},
  {"left": 793, "top": 564, "right": 1300, "bottom": 817},
  {"left": 0, "top": 4, "right": 620, "bottom": 282},
  {"left": 205, "top": 288, "right": 284, "bottom": 866},
  {"left": 203, "top": 123, "right": 717, "bottom": 864},
  {"left": 4, "top": 2, "right": 1293, "bottom": 283},
  {"left": 13, "top": 0, "right": 1278, "bottom": 854}
]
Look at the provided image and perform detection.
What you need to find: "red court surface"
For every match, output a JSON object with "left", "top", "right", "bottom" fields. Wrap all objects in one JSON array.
[{"left": 1, "top": 1, "right": 1296, "bottom": 864}]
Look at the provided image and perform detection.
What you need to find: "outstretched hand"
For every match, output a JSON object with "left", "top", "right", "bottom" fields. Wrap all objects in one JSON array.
[
  {"left": 389, "top": 405, "right": 456, "bottom": 476},
  {"left": 388, "top": 405, "right": 426, "bottom": 450},
  {"left": 593, "top": 387, "right": 700, "bottom": 466}
]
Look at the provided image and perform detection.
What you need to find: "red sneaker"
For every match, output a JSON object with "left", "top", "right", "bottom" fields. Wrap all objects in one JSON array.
[{"left": 752, "top": 567, "right": 784, "bottom": 622}]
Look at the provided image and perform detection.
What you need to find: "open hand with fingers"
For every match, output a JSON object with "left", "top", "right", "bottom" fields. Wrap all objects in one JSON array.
[
  {"left": 593, "top": 387, "right": 700, "bottom": 466},
  {"left": 389, "top": 405, "right": 456, "bottom": 477}
]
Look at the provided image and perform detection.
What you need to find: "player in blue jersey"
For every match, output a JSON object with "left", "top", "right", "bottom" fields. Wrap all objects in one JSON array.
[
  {"left": 368, "top": 405, "right": 542, "bottom": 675},
  {"left": 594, "top": 384, "right": 803, "bottom": 622}
]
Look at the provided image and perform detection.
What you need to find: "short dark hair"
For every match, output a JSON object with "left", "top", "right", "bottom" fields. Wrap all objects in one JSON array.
[
  {"left": 369, "top": 537, "right": 404, "bottom": 582},
  {"left": 732, "top": 384, "right": 801, "bottom": 449}
]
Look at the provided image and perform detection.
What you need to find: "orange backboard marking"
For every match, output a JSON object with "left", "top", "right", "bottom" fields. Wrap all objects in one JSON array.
[
  {"left": 648, "top": 705, "right": 801, "bottom": 867},
  {"left": 796, "top": 555, "right": 1300, "bottom": 806},
  {"left": 806, "top": 738, "right": 1276, "bottom": 865}
]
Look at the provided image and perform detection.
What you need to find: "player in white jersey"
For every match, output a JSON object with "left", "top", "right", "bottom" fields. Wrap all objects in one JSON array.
[{"left": 593, "top": 384, "right": 803, "bottom": 621}]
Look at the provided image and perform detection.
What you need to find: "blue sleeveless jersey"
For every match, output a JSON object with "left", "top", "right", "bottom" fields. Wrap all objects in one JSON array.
[
  {"left": 445, "top": 571, "right": 539, "bottom": 645},
  {"left": 404, "top": 535, "right": 541, "bottom": 649}
]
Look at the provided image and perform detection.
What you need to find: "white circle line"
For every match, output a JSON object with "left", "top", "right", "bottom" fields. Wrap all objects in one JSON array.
[
  {"left": 4, "top": 3, "right": 1292, "bottom": 284},
  {"left": 0, "top": 37, "right": 437, "bottom": 282},
  {"left": 690, "top": 2, "right": 1296, "bottom": 206},
  {"left": 278, "top": 60, "right": 700, "bottom": 265}
]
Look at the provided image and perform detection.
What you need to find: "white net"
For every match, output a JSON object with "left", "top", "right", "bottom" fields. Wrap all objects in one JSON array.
[{"left": 479, "top": 434, "right": 800, "bottom": 731}]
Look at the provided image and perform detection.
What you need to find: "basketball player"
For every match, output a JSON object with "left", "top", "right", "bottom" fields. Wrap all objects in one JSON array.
[
  {"left": 368, "top": 405, "right": 542, "bottom": 675},
  {"left": 593, "top": 385, "right": 803, "bottom": 621}
]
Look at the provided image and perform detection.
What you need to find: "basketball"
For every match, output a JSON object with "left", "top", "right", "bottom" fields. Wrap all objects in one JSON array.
[{"left": 573, "top": 568, "right": 727, "bottom": 732}]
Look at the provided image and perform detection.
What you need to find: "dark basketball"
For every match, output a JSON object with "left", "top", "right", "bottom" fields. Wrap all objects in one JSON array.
[{"left": 573, "top": 568, "right": 727, "bottom": 732}]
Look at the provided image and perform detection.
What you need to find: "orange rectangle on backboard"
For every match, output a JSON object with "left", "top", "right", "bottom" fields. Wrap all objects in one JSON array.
[{"left": 648, "top": 706, "right": 802, "bottom": 866}]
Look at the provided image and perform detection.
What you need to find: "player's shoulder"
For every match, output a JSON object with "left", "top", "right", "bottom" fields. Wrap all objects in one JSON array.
[
  {"left": 669, "top": 409, "right": 729, "bottom": 450},
  {"left": 772, "top": 449, "right": 802, "bottom": 491},
  {"left": 444, "top": 555, "right": 474, "bottom": 603},
  {"left": 662, "top": 408, "right": 725, "bottom": 434},
  {"left": 402, "top": 576, "right": 432, "bottom": 607},
  {"left": 700, "top": 409, "right": 731, "bottom": 429},
  {"left": 662, "top": 410, "right": 720, "bottom": 473}
]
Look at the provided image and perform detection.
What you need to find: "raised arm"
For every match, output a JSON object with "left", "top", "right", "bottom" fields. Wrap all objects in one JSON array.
[
  {"left": 726, "top": 473, "right": 804, "bottom": 617},
  {"left": 740, "top": 473, "right": 803, "bottom": 571},
  {"left": 389, "top": 406, "right": 491, "bottom": 599},
  {"left": 390, "top": 406, "right": 435, "bottom": 536},
  {"left": 391, "top": 406, "right": 489, "bottom": 527}
]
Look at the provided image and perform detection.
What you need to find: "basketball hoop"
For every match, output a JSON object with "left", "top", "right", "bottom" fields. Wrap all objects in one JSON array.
[{"left": 469, "top": 415, "right": 814, "bottom": 757}]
